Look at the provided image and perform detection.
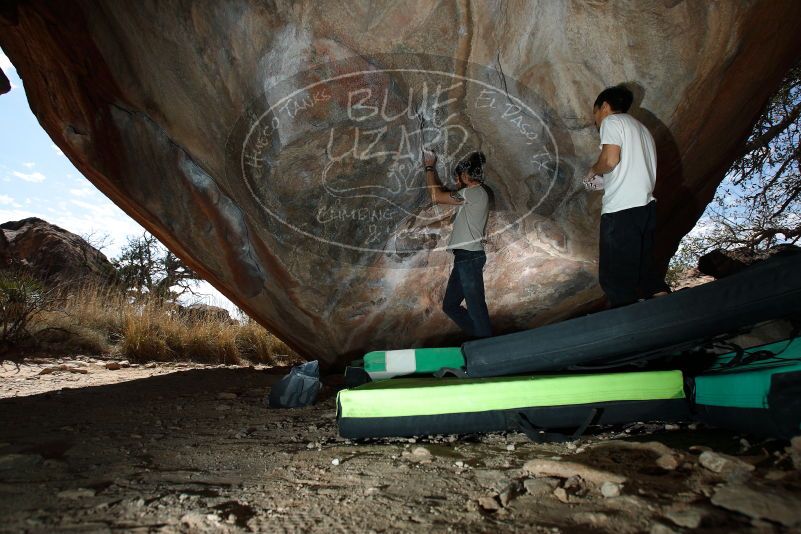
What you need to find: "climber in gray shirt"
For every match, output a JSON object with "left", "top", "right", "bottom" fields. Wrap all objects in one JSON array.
[{"left": 423, "top": 150, "right": 492, "bottom": 339}]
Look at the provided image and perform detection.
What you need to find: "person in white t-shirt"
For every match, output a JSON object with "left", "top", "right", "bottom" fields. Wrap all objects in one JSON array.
[{"left": 584, "top": 85, "right": 670, "bottom": 308}]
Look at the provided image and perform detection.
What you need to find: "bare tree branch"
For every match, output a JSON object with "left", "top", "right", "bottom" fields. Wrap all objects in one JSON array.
[{"left": 739, "top": 100, "right": 800, "bottom": 156}]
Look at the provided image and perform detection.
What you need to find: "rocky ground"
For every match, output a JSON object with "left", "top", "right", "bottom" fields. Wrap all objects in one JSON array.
[{"left": 1, "top": 356, "right": 800, "bottom": 533}]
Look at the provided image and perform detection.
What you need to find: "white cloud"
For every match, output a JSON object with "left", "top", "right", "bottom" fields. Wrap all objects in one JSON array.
[
  {"left": 1, "top": 200, "right": 142, "bottom": 258},
  {"left": 1, "top": 52, "right": 17, "bottom": 92},
  {"left": 70, "top": 198, "right": 113, "bottom": 215},
  {"left": 0, "top": 52, "right": 13, "bottom": 74},
  {"left": 69, "top": 187, "right": 95, "bottom": 198},
  {"left": 0, "top": 207, "right": 39, "bottom": 223},
  {"left": 51, "top": 143, "right": 64, "bottom": 156},
  {"left": 21, "top": 162, "right": 35, "bottom": 169},
  {"left": 12, "top": 170, "right": 46, "bottom": 183},
  {"left": 0, "top": 194, "right": 19, "bottom": 206},
  {"left": 62, "top": 198, "right": 145, "bottom": 255}
]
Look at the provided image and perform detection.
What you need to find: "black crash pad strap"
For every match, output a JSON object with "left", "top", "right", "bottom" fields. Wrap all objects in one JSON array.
[{"left": 515, "top": 408, "right": 603, "bottom": 443}]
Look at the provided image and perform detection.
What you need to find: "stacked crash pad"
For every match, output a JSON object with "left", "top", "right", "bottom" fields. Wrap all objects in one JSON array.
[
  {"left": 361, "top": 347, "right": 464, "bottom": 380},
  {"left": 338, "top": 370, "right": 689, "bottom": 439},
  {"left": 692, "top": 337, "right": 801, "bottom": 439},
  {"left": 462, "top": 251, "right": 801, "bottom": 377},
  {"left": 339, "top": 252, "right": 801, "bottom": 440}
]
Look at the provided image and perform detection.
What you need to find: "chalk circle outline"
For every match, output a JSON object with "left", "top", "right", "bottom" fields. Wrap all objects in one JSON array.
[{"left": 238, "top": 62, "right": 559, "bottom": 255}]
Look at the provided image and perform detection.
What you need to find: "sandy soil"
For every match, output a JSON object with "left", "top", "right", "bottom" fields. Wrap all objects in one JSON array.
[{"left": 1, "top": 356, "right": 800, "bottom": 533}]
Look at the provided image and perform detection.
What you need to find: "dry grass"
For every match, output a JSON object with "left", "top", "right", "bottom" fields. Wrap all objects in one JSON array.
[{"left": 19, "top": 280, "right": 301, "bottom": 366}]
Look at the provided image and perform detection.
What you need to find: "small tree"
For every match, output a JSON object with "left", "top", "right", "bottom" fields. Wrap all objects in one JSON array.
[
  {"left": 0, "top": 268, "right": 58, "bottom": 356},
  {"left": 113, "top": 232, "right": 200, "bottom": 303},
  {"left": 80, "top": 230, "right": 113, "bottom": 253},
  {"left": 672, "top": 61, "right": 801, "bottom": 271}
]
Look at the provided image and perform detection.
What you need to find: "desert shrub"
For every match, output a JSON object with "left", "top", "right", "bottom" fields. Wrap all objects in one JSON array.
[
  {"left": 59, "top": 282, "right": 128, "bottom": 343},
  {"left": 1, "top": 269, "right": 300, "bottom": 366},
  {"left": 182, "top": 320, "right": 242, "bottom": 365},
  {"left": 118, "top": 315, "right": 173, "bottom": 361},
  {"left": 235, "top": 318, "right": 301, "bottom": 365},
  {"left": 116, "top": 297, "right": 299, "bottom": 365},
  {"left": 30, "top": 314, "right": 110, "bottom": 354},
  {"left": 0, "top": 269, "right": 60, "bottom": 357}
]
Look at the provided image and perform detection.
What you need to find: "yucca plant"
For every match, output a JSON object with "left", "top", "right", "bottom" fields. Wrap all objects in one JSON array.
[{"left": 0, "top": 269, "right": 60, "bottom": 357}]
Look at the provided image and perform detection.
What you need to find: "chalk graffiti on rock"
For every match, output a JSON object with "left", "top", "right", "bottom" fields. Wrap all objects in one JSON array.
[{"left": 227, "top": 54, "right": 560, "bottom": 259}]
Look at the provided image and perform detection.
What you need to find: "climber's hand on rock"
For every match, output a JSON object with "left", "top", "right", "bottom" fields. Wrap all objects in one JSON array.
[{"left": 583, "top": 174, "right": 605, "bottom": 191}]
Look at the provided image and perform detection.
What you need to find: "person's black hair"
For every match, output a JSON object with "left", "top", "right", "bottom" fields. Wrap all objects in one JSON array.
[
  {"left": 453, "top": 151, "right": 487, "bottom": 182},
  {"left": 593, "top": 85, "right": 633, "bottom": 113}
]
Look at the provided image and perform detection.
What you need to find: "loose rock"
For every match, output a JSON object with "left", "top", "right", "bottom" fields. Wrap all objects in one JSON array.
[
  {"left": 40, "top": 365, "right": 89, "bottom": 375},
  {"left": 592, "top": 440, "right": 681, "bottom": 470},
  {"left": 411, "top": 446, "right": 431, "bottom": 458},
  {"left": 789, "top": 436, "right": 801, "bottom": 470},
  {"left": 523, "top": 478, "right": 554, "bottom": 497},
  {"left": 523, "top": 459, "right": 626, "bottom": 485},
  {"left": 664, "top": 505, "right": 705, "bottom": 529},
  {"left": 650, "top": 524, "right": 679, "bottom": 534},
  {"left": 553, "top": 487, "right": 570, "bottom": 503},
  {"left": 181, "top": 512, "right": 207, "bottom": 529},
  {"left": 600, "top": 481, "right": 621, "bottom": 498},
  {"left": 573, "top": 512, "right": 610, "bottom": 527},
  {"left": 474, "top": 470, "right": 510, "bottom": 493},
  {"left": 711, "top": 483, "right": 801, "bottom": 527},
  {"left": 57, "top": 488, "right": 96, "bottom": 499},
  {"left": 698, "top": 451, "right": 755, "bottom": 479},
  {"left": 499, "top": 486, "right": 517, "bottom": 507},
  {"left": 655, "top": 454, "right": 679, "bottom": 471},
  {"left": 477, "top": 496, "right": 500, "bottom": 512},
  {"left": 599, "top": 440, "right": 683, "bottom": 472}
]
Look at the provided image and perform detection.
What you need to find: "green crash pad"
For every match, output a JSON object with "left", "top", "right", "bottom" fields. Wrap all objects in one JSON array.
[
  {"left": 695, "top": 337, "right": 801, "bottom": 408},
  {"left": 693, "top": 337, "right": 801, "bottom": 438},
  {"left": 362, "top": 347, "right": 464, "bottom": 380},
  {"left": 338, "top": 370, "right": 688, "bottom": 439}
]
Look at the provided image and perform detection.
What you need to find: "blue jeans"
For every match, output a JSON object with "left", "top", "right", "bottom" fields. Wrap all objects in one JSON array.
[{"left": 443, "top": 249, "right": 492, "bottom": 338}]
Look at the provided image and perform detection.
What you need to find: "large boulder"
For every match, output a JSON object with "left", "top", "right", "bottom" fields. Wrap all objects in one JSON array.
[
  {"left": 178, "top": 303, "right": 235, "bottom": 325},
  {"left": 698, "top": 245, "right": 801, "bottom": 279},
  {"left": 1, "top": 1, "right": 800, "bottom": 364},
  {"left": 0, "top": 217, "right": 116, "bottom": 287}
]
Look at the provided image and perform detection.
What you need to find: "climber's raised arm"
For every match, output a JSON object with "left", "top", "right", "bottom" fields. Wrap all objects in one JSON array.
[{"left": 422, "top": 150, "right": 464, "bottom": 206}]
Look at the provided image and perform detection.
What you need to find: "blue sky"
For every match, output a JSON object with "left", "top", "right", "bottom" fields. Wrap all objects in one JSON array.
[{"left": 0, "top": 49, "right": 238, "bottom": 315}]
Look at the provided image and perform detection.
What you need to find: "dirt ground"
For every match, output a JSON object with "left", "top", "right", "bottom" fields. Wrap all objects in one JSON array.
[{"left": 1, "top": 355, "right": 800, "bottom": 533}]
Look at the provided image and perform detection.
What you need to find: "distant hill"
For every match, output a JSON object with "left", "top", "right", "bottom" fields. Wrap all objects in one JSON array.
[{"left": 0, "top": 217, "right": 116, "bottom": 287}]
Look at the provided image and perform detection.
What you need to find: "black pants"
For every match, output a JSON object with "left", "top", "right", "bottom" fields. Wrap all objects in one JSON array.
[
  {"left": 443, "top": 249, "right": 493, "bottom": 338},
  {"left": 599, "top": 200, "right": 668, "bottom": 308}
]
